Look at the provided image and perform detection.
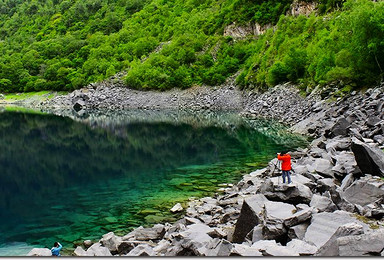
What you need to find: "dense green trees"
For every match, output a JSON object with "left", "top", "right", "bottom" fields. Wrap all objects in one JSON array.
[{"left": 0, "top": 0, "right": 382, "bottom": 93}]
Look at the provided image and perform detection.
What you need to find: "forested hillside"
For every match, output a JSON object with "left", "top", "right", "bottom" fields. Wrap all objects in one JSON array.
[{"left": 0, "top": 0, "right": 383, "bottom": 93}]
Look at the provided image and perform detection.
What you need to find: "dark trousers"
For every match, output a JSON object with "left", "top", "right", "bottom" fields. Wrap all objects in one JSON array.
[{"left": 282, "top": 170, "right": 291, "bottom": 184}]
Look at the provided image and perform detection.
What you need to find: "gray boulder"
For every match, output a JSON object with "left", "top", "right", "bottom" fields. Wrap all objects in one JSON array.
[
  {"left": 205, "top": 239, "right": 233, "bottom": 256},
  {"left": 27, "top": 248, "right": 52, "bottom": 256},
  {"left": 340, "top": 173, "right": 354, "bottom": 191},
  {"left": 74, "top": 246, "right": 94, "bottom": 256},
  {"left": 262, "top": 201, "right": 296, "bottom": 240},
  {"left": 331, "top": 151, "right": 360, "bottom": 177},
  {"left": 286, "top": 239, "right": 317, "bottom": 256},
  {"left": 304, "top": 211, "right": 367, "bottom": 249},
  {"left": 326, "top": 117, "right": 350, "bottom": 137},
  {"left": 170, "top": 203, "right": 183, "bottom": 213},
  {"left": 343, "top": 180, "right": 384, "bottom": 206},
  {"left": 232, "top": 194, "right": 269, "bottom": 243},
  {"left": 248, "top": 224, "right": 264, "bottom": 243},
  {"left": 252, "top": 240, "right": 299, "bottom": 256},
  {"left": 126, "top": 244, "right": 155, "bottom": 256},
  {"left": 310, "top": 158, "right": 334, "bottom": 178},
  {"left": 83, "top": 240, "right": 93, "bottom": 248},
  {"left": 177, "top": 223, "right": 214, "bottom": 256},
  {"left": 338, "top": 229, "right": 384, "bottom": 256},
  {"left": 230, "top": 244, "right": 262, "bottom": 256},
  {"left": 100, "top": 232, "right": 122, "bottom": 254},
  {"left": 288, "top": 222, "right": 310, "bottom": 240},
  {"left": 283, "top": 207, "right": 313, "bottom": 227},
  {"left": 87, "top": 242, "right": 113, "bottom": 256},
  {"left": 132, "top": 224, "right": 166, "bottom": 241},
  {"left": 316, "top": 178, "right": 336, "bottom": 193},
  {"left": 351, "top": 137, "right": 384, "bottom": 176},
  {"left": 315, "top": 223, "right": 364, "bottom": 256},
  {"left": 310, "top": 194, "right": 337, "bottom": 212},
  {"left": 153, "top": 240, "right": 171, "bottom": 255},
  {"left": 260, "top": 181, "right": 313, "bottom": 205}
]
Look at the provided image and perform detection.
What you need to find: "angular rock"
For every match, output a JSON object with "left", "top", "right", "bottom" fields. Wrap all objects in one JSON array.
[
  {"left": 83, "top": 240, "right": 93, "bottom": 248},
  {"left": 153, "top": 240, "right": 171, "bottom": 255},
  {"left": 316, "top": 178, "right": 336, "bottom": 193},
  {"left": 332, "top": 151, "right": 360, "bottom": 177},
  {"left": 351, "top": 137, "right": 384, "bottom": 176},
  {"left": 315, "top": 223, "right": 364, "bottom": 256},
  {"left": 230, "top": 244, "right": 262, "bottom": 256},
  {"left": 284, "top": 207, "right": 313, "bottom": 227},
  {"left": 262, "top": 201, "right": 296, "bottom": 240},
  {"left": 343, "top": 180, "right": 384, "bottom": 207},
  {"left": 261, "top": 182, "right": 313, "bottom": 205},
  {"left": 326, "top": 117, "right": 350, "bottom": 138},
  {"left": 340, "top": 173, "right": 354, "bottom": 191},
  {"left": 249, "top": 224, "right": 264, "bottom": 243},
  {"left": 252, "top": 240, "right": 299, "bottom": 256},
  {"left": 74, "top": 246, "right": 93, "bottom": 256},
  {"left": 116, "top": 241, "right": 135, "bottom": 255},
  {"left": 310, "top": 194, "right": 337, "bottom": 212},
  {"left": 87, "top": 242, "right": 113, "bottom": 256},
  {"left": 205, "top": 239, "right": 233, "bottom": 256},
  {"left": 126, "top": 244, "right": 155, "bottom": 256},
  {"left": 286, "top": 239, "right": 317, "bottom": 256},
  {"left": 100, "top": 232, "right": 121, "bottom": 254},
  {"left": 310, "top": 158, "right": 334, "bottom": 178},
  {"left": 304, "top": 211, "right": 367, "bottom": 249},
  {"left": 170, "top": 203, "right": 183, "bottom": 213},
  {"left": 177, "top": 223, "right": 214, "bottom": 256},
  {"left": 337, "top": 229, "right": 384, "bottom": 256},
  {"left": 288, "top": 222, "right": 310, "bottom": 240},
  {"left": 132, "top": 224, "right": 166, "bottom": 241},
  {"left": 232, "top": 194, "right": 269, "bottom": 243},
  {"left": 27, "top": 248, "right": 52, "bottom": 256}
]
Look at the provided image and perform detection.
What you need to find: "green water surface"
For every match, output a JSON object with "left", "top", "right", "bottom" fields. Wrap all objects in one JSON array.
[{"left": 0, "top": 109, "right": 307, "bottom": 255}]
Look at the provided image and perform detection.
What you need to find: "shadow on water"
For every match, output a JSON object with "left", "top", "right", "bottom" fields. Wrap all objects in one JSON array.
[{"left": 0, "top": 108, "right": 308, "bottom": 255}]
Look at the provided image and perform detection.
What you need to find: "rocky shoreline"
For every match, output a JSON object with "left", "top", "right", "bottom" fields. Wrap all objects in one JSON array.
[{"left": 26, "top": 82, "right": 384, "bottom": 256}]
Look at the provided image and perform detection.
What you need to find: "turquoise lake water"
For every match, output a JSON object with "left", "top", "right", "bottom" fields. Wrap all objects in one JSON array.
[{"left": 0, "top": 109, "right": 307, "bottom": 256}]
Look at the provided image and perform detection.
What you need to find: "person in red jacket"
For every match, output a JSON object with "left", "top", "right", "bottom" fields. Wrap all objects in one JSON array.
[{"left": 277, "top": 151, "right": 292, "bottom": 184}]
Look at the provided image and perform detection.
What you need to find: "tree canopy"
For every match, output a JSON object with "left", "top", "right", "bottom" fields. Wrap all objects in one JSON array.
[{"left": 0, "top": 0, "right": 382, "bottom": 93}]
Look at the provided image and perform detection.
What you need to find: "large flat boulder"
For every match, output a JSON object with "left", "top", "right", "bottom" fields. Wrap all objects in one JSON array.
[
  {"left": 351, "top": 137, "right": 384, "bottom": 176},
  {"left": 304, "top": 211, "right": 367, "bottom": 249},
  {"left": 338, "top": 229, "right": 384, "bottom": 256},
  {"left": 232, "top": 194, "right": 269, "bottom": 243},
  {"left": 260, "top": 182, "right": 313, "bottom": 205},
  {"left": 315, "top": 223, "right": 364, "bottom": 256},
  {"left": 343, "top": 180, "right": 384, "bottom": 207}
]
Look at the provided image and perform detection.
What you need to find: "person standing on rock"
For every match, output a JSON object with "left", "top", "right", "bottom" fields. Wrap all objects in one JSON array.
[
  {"left": 51, "top": 242, "right": 63, "bottom": 256},
  {"left": 277, "top": 151, "right": 292, "bottom": 184}
]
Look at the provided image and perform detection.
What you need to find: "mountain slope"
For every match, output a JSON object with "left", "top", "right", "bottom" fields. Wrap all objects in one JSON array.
[{"left": 0, "top": 0, "right": 383, "bottom": 93}]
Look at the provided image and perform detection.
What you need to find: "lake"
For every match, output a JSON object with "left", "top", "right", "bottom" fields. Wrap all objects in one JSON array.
[{"left": 0, "top": 108, "right": 307, "bottom": 256}]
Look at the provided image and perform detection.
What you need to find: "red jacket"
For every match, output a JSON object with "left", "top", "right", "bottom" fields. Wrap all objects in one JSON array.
[{"left": 277, "top": 154, "right": 291, "bottom": 171}]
